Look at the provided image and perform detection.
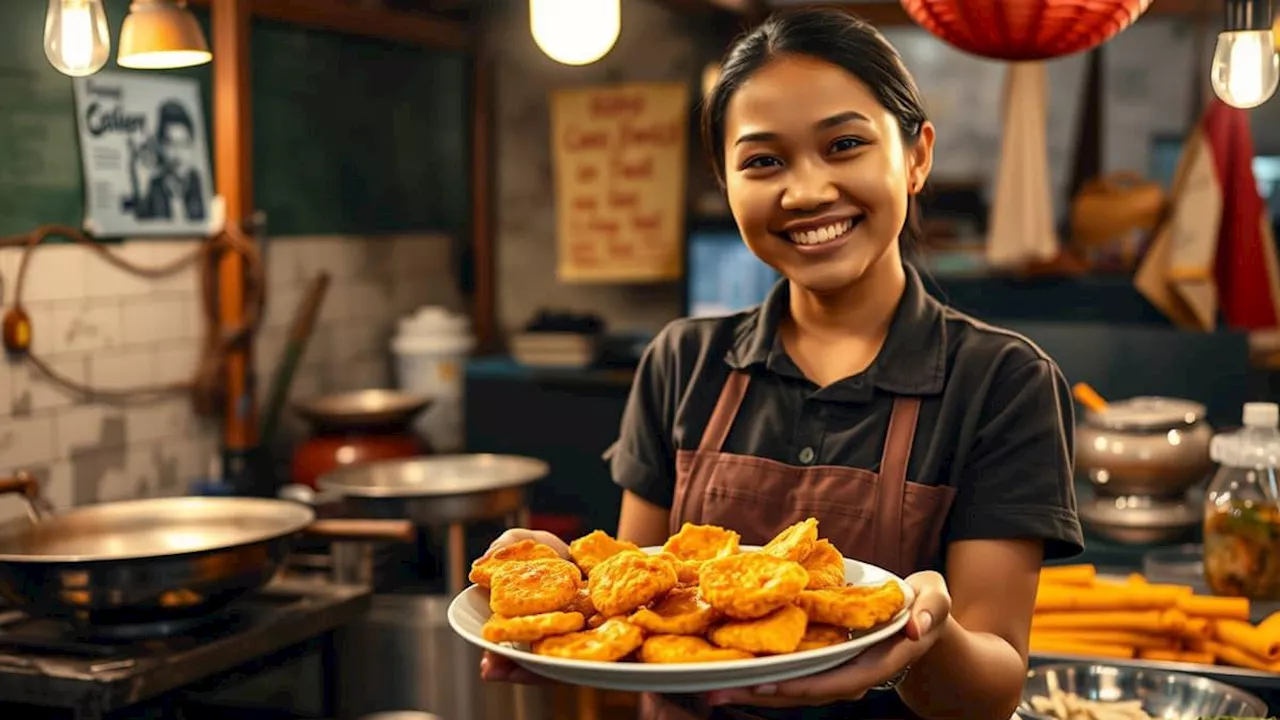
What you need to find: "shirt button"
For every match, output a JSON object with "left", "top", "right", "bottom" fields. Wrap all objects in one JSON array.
[{"left": 798, "top": 446, "right": 816, "bottom": 465}]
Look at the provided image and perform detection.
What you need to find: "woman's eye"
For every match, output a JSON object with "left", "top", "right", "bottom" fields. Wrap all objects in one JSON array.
[
  {"left": 830, "top": 137, "right": 864, "bottom": 153},
  {"left": 743, "top": 155, "right": 781, "bottom": 170}
]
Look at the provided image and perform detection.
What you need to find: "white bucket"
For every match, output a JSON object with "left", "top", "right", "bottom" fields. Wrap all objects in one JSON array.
[{"left": 391, "top": 307, "right": 475, "bottom": 453}]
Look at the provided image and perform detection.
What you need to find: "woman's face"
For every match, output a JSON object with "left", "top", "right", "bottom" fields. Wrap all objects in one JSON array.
[{"left": 722, "top": 54, "right": 933, "bottom": 295}]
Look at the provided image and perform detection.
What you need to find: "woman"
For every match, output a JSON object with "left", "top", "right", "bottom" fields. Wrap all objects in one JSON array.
[{"left": 483, "top": 8, "right": 1083, "bottom": 719}]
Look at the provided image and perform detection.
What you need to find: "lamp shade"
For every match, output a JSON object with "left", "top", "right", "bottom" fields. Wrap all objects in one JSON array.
[
  {"left": 117, "top": 0, "right": 210, "bottom": 69},
  {"left": 899, "top": 0, "right": 1154, "bottom": 61}
]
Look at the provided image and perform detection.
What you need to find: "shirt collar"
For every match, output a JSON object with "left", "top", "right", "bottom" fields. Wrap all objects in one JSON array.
[{"left": 724, "top": 264, "right": 947, "bottom": 396}]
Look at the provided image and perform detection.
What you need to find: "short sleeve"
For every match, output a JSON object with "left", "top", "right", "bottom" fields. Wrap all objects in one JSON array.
[
  {"left": 603, "top": 327, "right": 678, "bottom": 509},
  {"left": 943, "top": 357, "right": 1085, "bottom": 560}
]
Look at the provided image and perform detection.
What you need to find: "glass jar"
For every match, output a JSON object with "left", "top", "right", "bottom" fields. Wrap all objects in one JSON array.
[{"left": 1203, "top": 402, "right": 1280, "bottom": 599}]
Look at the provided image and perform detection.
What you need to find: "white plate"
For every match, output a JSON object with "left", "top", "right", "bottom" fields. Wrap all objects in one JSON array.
[{"left": 447, "top": 545, "right": 914, "bottom": 693}]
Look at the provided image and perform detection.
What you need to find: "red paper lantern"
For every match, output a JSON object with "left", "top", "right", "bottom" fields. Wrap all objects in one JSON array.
[{"left": 899, "top": 0, "right": 1154, "bottom": 61}]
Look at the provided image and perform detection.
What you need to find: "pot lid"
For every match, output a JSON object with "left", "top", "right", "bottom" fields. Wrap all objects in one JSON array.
[
  {"left": 318, "top": 454, "right": 550, "bottom": 498},
  {"left": 293, "top": 389, "right": 432, "bottom": 428},
  {"left": 1078, "top": 495, "right": 1201, "bottom": 528},
  {"left": 1085, "top": 396, "right": 1206, "bottom": 431}
]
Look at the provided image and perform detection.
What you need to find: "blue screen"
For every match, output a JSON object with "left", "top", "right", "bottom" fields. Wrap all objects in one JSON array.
[{"left": 686, "top": 230, "right": 781, "bottom": 318}]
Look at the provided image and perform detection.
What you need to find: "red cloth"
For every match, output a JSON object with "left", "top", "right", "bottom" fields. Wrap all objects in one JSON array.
[{"left": 1203, "top": 99, "right": 1280, "bottom": 329}]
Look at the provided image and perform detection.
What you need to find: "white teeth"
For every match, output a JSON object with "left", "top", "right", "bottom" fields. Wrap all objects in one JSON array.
[{"left": 788, "top": 219, "right": 854, "bottom": 245}]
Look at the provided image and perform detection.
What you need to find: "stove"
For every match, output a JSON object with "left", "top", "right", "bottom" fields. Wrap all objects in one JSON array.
[{"left": 0, "top": 578, "right": 371, "bottom": 720}]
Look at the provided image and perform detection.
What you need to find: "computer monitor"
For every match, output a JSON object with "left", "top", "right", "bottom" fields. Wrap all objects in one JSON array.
[{"left": 684, "top": 221, "right": 781, "bottom": 318}]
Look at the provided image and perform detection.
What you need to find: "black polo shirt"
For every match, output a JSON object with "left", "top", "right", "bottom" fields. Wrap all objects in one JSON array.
[{"left": 606, "top": 264, "right": 1084, "bottom": 563}]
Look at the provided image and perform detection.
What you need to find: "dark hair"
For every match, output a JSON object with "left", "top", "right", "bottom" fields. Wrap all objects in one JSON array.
[
  {"left": 156, "top": 100, "right": 194, "bottom": 144},
  {"left": 701, "top": 8, "right": 929, "bottom": 254}
]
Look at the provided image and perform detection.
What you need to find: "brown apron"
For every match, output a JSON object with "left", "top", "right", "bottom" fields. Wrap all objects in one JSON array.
[{"left": 640, "top": 370, "right": 957, "bottom": 720}]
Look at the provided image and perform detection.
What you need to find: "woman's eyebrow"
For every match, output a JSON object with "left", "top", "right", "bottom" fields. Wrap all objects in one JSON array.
[{"left": 733, "top": 110, "right": 871, "bottom": 146}]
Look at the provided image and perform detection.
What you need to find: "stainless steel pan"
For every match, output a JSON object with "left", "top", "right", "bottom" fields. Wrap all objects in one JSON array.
[{"left": 0, "top": 473, "right": 414, "bottom": 633}]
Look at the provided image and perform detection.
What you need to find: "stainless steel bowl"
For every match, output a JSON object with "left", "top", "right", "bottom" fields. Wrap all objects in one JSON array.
[{"left": 1020, "top": 663, "right": 1268, "bottom": 719}]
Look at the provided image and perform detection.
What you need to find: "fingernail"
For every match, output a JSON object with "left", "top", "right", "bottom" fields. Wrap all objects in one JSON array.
[
  {"left": 754, "top": 684, "right": 777, "bottom": 695},
  {"left": 917, "top": 611, "right": 933, "bottom": 635}
]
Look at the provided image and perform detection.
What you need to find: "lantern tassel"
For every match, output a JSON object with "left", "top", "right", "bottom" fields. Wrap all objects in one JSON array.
[{"left": 985, "top": 61, "right": 1061, "bottom": 271}]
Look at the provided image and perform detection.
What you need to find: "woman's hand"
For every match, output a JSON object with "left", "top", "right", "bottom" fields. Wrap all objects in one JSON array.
[
  {"left": 706, "top": 571, "right": 953, "bottom": 708},
  {"left": 476, "top": 528, "right": 571, "bottom": 685}
]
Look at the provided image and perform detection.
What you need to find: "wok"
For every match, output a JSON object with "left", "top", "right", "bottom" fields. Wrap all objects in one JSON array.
[{"left": 0, "top": 473, "right": 414, "bottom": 633}]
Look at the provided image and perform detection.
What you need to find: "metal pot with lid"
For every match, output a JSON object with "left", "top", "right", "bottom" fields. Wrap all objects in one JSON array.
[{"left": 1074, "top": 395, "right": 1215, "bottom": 498}]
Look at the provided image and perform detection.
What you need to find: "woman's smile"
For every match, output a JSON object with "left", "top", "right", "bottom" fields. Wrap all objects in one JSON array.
[{"left": 776, "top": 214, "right": 865, "bottom": 255}]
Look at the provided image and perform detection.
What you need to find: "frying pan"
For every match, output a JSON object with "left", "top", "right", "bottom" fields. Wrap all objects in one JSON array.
[{"left": 0, "top": 473, "right": 414, "bottom": 632}]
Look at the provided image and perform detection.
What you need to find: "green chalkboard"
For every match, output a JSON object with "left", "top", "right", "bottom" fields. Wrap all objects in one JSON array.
[{"left": 0, "top": 0, "right": 469, "bottom": 238}]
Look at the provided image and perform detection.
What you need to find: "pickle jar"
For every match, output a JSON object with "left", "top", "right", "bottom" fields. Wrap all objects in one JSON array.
[{"left": 1203, "top": 402, "right": 1280, "bottom": 599}]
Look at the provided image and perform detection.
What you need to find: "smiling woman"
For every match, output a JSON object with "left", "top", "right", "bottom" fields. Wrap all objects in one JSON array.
[{"left": 480, "top": 8, "right": 1083, "bottom": 720}]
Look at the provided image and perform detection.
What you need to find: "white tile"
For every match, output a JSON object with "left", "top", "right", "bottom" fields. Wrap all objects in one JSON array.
[
  {"left": 91, "top": 348, "right": 155, "bottom": 391},
  {"left": 264, "top": 239, "right": 311, "bottom": 289},
  {"left": 83, "top": 242, "right": 151, "bottom": 299},
  {"left": 150, "top": 240, "right": 204, "bottom": 294},
  {"left": 54, "top": 404, "right": 127, "bottom": 458},
  {"left": 24, "top": 301, "right": 61, "bottom": 355},
  {"left": 303, "top": 237, "right": 360, "bottom": 281},
  {"left": 0, "top": 248, "right": 19, "bottom": 306},
  {"left": 391, "top": 234, "right": 452, "bottom": 278},
  {"left": 0, "top": 356, "right": 12, "bottom": 418},
  {"left": 21, "top": 245, "right": 86, "bottom": 302},
  {"left": 152, "top": 343, "right": 200, "bottom": 386},
  {"left": 120, "top": 295, "right": 186, "bottom": 346},
  {"left": 11, "top": 353, "right": 89, "bottom": 413},
  {"left": 44, "top": 460, "right": 73, "bottom": 509},
  {"left": 0, "top": 414, "right": 56, "bottom": 467},
  {"left": 129, "top": 397, "right": 195, "bottom": 444},
  {"left": 262, "top": 286, "right": 304, "bottom": 332},
  {"left": 51, "top": 300, "right": 123, "bottom": 353},
  {"left": 344, "top": 279, "right": 393, "bottom": 322}
]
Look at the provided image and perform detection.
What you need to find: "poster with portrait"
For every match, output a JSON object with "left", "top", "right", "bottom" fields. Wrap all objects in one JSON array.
[{"left": 72, "top": 71, "right": 214, "bottom": 238}]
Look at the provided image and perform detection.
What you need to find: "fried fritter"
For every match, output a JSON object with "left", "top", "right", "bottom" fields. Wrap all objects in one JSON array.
[
  {"left": 468, "top": 539, "right": 563, "bottom": 588},
  {"left": 628, "top": 586, "right": 718, "bottom": 636},
  {"left": 709, "top": 604, "right": 808, "bottom": 655},
  {"left": 588, "top": 552, "right": 679, "bottom": 617},
  {"left": 656, "top": 552, "right": 702, "bottom": 585},
  {"left": 586, "top": 613, "right": 608, "bottom": 628},
  {"left": 639, "top": 634, "right": 753, "bottom": 663},
  {"left": 563, "top": 587, "right": 596, "bottom": 617},
  {"left": 482, "top": 611, "right": 585, "bottom": 644},
  {"left": 568, "top": 530, "right": 641, "bottom": 576},
  {"left": 800, "top": 539, "right": 845, "bottom": 590},
  {"left": 531, "top": 617, "right": 645, "bottom": 662},
  {"left": 489, "top": 558, "right": 582, "bottom": 617},
  {"left": 699, "top": 552, "right": 809, "bottom": 620},
  {"left": 662, "top": 523, "right": 740, "bottom": 562},
  {"left": 761, "top": 518, "right": 819, "bottom": 563},
  {"left": 794, "top": 580, "right": 907, "bottom": 630},
  {"left": 795, "top": 623, "right": 850, "bottom": 651}
]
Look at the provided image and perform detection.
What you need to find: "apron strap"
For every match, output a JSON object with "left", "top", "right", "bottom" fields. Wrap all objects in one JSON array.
[
  {"left": 873, "top": 395, "right": 922, "bottom": 574},
  {"left": 699, "top": 371, "right": 751, "bottom": 452}
]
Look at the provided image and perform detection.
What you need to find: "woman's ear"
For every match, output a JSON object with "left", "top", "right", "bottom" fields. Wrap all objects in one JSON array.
[{"left": 908, "top": 121, "right": 935, "bottom": 195}]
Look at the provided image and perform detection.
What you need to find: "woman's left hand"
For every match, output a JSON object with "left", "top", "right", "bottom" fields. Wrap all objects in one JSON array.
[{"left": 706, "top": 571, "right": 953, "bottom": 708}]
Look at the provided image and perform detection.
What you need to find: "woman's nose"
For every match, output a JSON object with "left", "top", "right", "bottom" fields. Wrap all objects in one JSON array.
[{"left": 779, "top": 162, "right": 839, "bottom": 211}]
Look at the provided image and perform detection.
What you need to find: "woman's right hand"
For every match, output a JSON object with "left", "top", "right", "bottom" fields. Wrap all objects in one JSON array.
[{"left": 477, "top": 527, "right": 572, "bottom": 685}]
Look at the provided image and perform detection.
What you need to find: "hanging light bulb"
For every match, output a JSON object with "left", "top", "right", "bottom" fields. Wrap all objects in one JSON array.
[
  {"left": 118, "top": 0, "right": 212, "bottom": 70},
  {"left": 43, "top": 0, "right": 111, "bottom": 77},
  {"left": 1211, "top": 0, "right": 1279, "bottom": 109},
  {"left": 530, "top": 0, "right": 620, "bottom": 66}
]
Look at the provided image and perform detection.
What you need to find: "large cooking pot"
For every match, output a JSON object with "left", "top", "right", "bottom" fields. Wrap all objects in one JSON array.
[
  {"left": 1075, "top": 396, "right": 1215, "bottom": 498},
  {"left": 0, "top": 473, "right": 414, "bottom": 632},
  {"left": 291, "top": 389, "right": 433, "bottom": 490}
]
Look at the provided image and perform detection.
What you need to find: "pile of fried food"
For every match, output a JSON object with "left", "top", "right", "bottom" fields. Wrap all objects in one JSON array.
[{"left": 467, "top": 518, "right": 906, "bottom": 664}]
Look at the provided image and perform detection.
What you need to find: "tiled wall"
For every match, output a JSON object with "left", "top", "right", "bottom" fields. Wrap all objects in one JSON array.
[{"left": 0, "top": 234, "right": 461, "bottom": 523}]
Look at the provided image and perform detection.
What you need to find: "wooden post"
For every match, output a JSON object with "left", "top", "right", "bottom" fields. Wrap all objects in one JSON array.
[
  {"left": 212, "top": 0, "right": 257, "bottom": 466},
  {"left": 470, "top": 13, "right": 496, "bottom": 352}
]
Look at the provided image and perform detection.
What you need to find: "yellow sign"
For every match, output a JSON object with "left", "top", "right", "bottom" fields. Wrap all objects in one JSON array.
[{"left": 550, "top": 82, "right": 690, "bottom": 283}]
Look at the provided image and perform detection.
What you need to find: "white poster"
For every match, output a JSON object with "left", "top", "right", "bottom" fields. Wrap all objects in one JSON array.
[{"left": 72, "top": 71, "right": 213, "bottom": 238}]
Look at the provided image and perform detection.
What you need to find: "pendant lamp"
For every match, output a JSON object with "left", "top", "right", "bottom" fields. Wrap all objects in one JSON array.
[{"left": 899, "top": 0, "right": 1154, "bottom": 61}]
